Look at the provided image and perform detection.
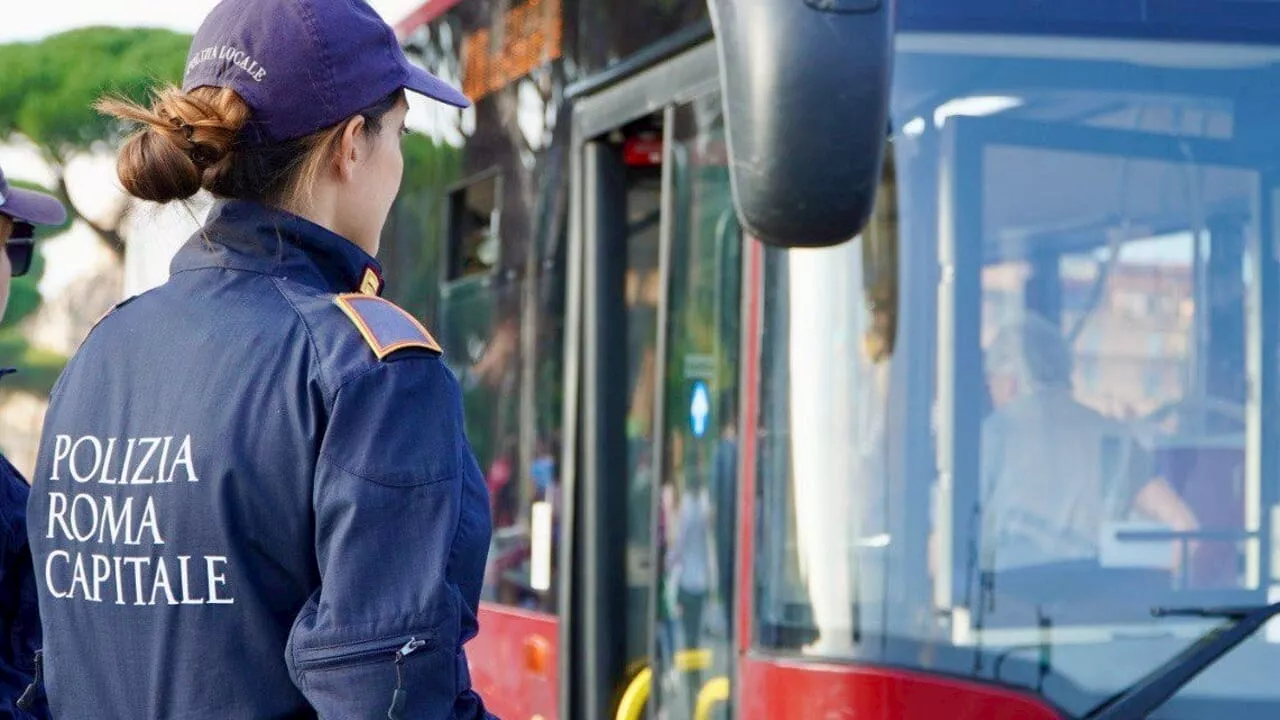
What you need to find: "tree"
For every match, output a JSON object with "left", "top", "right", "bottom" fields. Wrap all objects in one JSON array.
[
  {"left": 381, "top": 132, "right": 462, "bottom": 324},
  {"left": 0, "top": 27, "right": 191, "bottom": 259},
  {"left": 0, "top": 179, "right": 73, "bottom": 395}
]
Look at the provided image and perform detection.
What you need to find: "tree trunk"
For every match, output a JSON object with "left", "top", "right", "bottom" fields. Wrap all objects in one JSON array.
[{"left": 54, "top": 172, "right": 127, "bottom": 261}]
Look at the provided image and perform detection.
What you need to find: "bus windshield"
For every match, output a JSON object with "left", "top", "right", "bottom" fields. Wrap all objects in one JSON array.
[
  {"left": 899, "top": 0, "right": 1280, "bottom": 45},
  {"left": 752, "top": 24, "right": 1280, "bottom": 720}
]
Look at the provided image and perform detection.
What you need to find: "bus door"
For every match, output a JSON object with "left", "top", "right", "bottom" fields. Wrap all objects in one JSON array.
[
  {"left": 568, "top": 41, "right": 741, "bottom": 720},
  {"left": 931, "top": 110, "right": 1280, "bottom": 695}
]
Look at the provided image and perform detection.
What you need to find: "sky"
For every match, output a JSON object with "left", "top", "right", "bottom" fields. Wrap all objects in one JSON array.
[{"left": 0, "top": 0, "right": 426, "bottom": 43}]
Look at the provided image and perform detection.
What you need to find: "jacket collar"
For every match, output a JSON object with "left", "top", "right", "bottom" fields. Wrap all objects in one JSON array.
[{"left": 169, "top": 200, "right": 384, "bottom": 295}]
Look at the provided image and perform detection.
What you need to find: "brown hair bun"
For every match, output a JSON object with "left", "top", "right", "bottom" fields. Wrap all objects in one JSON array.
[{"left": 96, "top": 87, "right": 250, "bottom": 203}]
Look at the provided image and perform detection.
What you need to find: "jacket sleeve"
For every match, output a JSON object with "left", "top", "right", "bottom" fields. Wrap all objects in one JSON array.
[
  {"left": 285, "top": 355, "right": 491, "bottom": 719},
  {"left": 1, "top": 459, "right": 48, "bottom": 720}
]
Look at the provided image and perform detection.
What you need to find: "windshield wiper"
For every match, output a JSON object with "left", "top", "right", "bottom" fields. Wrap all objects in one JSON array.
[{"left": 1083, "top": 602, "right": 1280, "bottom": 720}]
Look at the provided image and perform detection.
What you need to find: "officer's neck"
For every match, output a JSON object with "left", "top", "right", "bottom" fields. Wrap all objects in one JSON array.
[{"left": 281, "top": 183, "right": 377, "bottom": 258}]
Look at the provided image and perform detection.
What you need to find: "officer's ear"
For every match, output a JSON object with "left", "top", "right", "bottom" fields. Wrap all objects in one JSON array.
[{"left": 334, "top": 114, "right": 369, "bottom": 182}]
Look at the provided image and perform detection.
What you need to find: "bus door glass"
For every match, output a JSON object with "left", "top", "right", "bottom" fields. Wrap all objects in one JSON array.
[
  {"left": 618, "top": 113, "right": 666, "bottom": 673},
  {"left": 586, "top": 109, "right": 667, "bottom": 685},
  {"left": 649, "top": 90, "right": 742, "bottom": 720},
  {"left": 580, "top": 105, "right": 708, "bottom": 719},
  {"left": 573, "top": 42, "right": 728, "bottom": 720}
]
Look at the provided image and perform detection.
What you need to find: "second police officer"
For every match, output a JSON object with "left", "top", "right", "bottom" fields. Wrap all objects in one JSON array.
[
  {"left": 1, "top": 164, "right": 64, "bottom": 720},
  {"left": 24, "top": 0, "right": 494, "bottom": 717}
]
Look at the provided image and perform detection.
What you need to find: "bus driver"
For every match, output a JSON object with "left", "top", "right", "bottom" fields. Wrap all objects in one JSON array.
[{"left": 980, "top": 314, "right": 1200, "bottom": 577}]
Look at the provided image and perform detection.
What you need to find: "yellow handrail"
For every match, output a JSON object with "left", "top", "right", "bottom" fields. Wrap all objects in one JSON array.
[
  {"left": 615, "top": 667, "right": 652, "bottom": 720},
  {"left": 694, "top": 676, "right": 730, "bottom": 720},
  {"left": 614, "top": 649, "right": 718, "bottom": 720},
  {"left": 674, "top": 648, "right": 712, "bottom": 672}
]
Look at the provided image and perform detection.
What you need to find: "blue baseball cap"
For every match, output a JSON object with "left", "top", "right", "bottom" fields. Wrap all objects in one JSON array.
[
  {"left": 0, "top": 165, "right": 68, "bottom": 231},
  {"left": 182, "top": 0, "right": 470, "bottom": 146}
]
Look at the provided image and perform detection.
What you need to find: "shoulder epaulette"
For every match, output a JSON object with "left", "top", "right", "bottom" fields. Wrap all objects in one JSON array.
[
  {"left": 90, "top": 295, "right": 138, "bottom": 332},
  {"left": 333, "top": 293, "right": 442, "bottom": 360}
]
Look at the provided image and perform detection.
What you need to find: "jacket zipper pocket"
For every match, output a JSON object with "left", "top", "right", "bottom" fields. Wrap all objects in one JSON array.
[
  {"left": 387, "top": 638, "right": 427, "bottom": 720},
  {"left": 293, "top": 634, "right": 432, "bottom": 672},
  {"left": 293, "top": 635, "right": 431, "bottom": 719}
]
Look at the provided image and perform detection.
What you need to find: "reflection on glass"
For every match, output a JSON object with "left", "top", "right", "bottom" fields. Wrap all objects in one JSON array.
[
  {"left": 787, "top": 243, "right": 861, "bottom": 657},
  {"left": 653, "top": 93, "right": 742, "bottom": 720},
  {"left": 755, "top": 186, "right": 897, "bottom": 658},
  {"left": 621, "top": 135, "right": 664, "bottom": 669},
  {"left": 399, "top": 0, "right": 570, "bottom": 616},
  {"left": 570, "top": 0, "right": 708, "bottom": 75},
  {"left": 380, "top": 130, "right": 461, "bottom": 323}
]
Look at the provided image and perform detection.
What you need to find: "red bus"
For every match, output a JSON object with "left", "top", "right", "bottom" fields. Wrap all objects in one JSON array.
[{"left": 379, "top": 1, "right": 1280, "bottom": 718}]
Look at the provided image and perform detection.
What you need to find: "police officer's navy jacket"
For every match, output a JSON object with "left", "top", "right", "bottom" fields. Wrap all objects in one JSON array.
[
  {"left": 26, "top": 201, "right": 493, "bottom": 719},
  {"left": 1, "top": 372, "right": 47, "bottom": 719}
]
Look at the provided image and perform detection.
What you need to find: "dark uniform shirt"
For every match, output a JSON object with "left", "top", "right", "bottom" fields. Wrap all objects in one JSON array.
[
  {"left": 0, "top": 370, "right": 47, "bottom": 720},
  {"left": 26, "top": 201, "right": 493, "bottom": 719}
]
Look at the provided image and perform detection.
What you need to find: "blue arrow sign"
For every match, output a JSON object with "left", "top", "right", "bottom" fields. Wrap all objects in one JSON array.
[{"left": 690, "top": 380, "right": 711, "bottom": 438}]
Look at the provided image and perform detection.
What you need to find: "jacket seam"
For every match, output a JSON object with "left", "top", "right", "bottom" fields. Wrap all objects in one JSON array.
[
  {"left": 168, "top": 264, "right": 328, "bottom": 287},
  {"left": 169, "top": 266, "right": 281, "bottom": 281},
  {"left": 444, "top": 442, "right": 467, "bottom": 658},
  {"left": 268, "top": 276, "right": 334, "bottom": 397},
  {"left": 317, "top": 447, "right": 458, "bottom": 489},
  {"left": 330, "top": 359, "right": 385, "bottom": 398},
  {"left": 288, "top": 603, "right": 316, "bottom": 688}
]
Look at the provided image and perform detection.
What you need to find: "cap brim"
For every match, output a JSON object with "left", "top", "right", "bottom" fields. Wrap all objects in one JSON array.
[
  {"left": 403, "top": 63, "right": 471, "bottom": 109},
  {"left": 1, "top": 186, "right": 67, "bottom": 227}
]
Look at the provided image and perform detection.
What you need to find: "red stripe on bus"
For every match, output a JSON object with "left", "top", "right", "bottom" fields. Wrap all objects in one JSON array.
[
  {"left": 737, "top": 238, "right": 764, "bottom": 656},
  {"left": 394, "top": 0, "right": 466, "bottom": 38},
  {"left": 738, "top": 655, "right": 1063, "bottom": 720}
]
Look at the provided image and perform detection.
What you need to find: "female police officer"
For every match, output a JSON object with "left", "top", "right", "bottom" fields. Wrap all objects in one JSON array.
[
  {"left": 24, "top": 1, "right": 493, "bottom": 718},
  {"left": 1, "top": 164, "right": 64, "bottom": 720}
]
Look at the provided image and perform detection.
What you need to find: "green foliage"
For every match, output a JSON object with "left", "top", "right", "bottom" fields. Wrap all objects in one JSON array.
[
  {"left": 4, "top": 253, "right": 45, "bottom": 329},
  {"left": 0, "top": 331, "right": 66, "bottom": 394},
  {"left": 381, "top": 132, "right": 463, "bottom": 325},
  {"left": 401, "top": 132, "right": 462, "bottom": 201},
  {"left": 449, "top": 278, "right": 501, "bottom": 467},
  {"left": 0, "top": 28, "right": 183, "bottom": 394},
  {"left": 0, "top": 27, "right": 190, "bottom": 160}
]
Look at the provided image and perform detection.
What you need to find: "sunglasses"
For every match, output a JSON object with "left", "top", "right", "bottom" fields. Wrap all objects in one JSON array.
[{"left": 5, "top": 224, "right": 34, "bottom": 277}]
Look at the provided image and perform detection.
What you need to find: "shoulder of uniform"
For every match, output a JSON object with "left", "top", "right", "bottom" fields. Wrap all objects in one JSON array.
[
  {"left": 87, "top": 294, "right": 141, "bottom": 335},
  {"left": 332, "top": 293, "right": 442, "bottom": 361}
]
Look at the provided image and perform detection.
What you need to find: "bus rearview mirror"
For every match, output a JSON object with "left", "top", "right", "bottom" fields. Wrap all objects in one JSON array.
[{"left": 708, "top": 0, "right": 895, "bottom": 248}]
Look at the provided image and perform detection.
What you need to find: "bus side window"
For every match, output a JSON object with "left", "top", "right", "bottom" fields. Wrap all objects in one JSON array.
[{"left": 447, "top": 170, "right": 502, "bottom": 281}]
